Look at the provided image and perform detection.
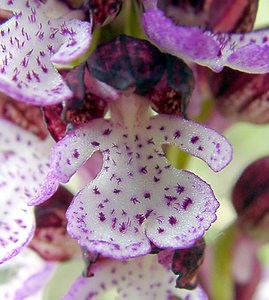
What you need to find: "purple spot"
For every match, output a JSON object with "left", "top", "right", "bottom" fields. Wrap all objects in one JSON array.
[
  {"left": 144, "top": 192, "right": 151, "bottom": 199},
  {"left": 191, "top": 136, "right": 199, "bottom": 144},
  {"left": 173, "top": 130, "right": 181, "bottom": 139},
  {"left": 198, "top": 146, "right": 203, "bottom": 151},
  {"left": 154, "top": 176, "right": 160, "bottom": 183},
  {"left": 91, "top": 141, "right": 100, "bottom": 147},
  {"left": 182, "top": 197, "right": 193, "bottom": 210},
  {"left": 139, "top": 166, "right": 147, "bottom": 174},
  {"left": 103, "top": 128, "right": 112, "bottom": 135},
  {"left": 73, "top": 149, "right": 79, "bottom": 159},
  {"left": 93, "top": 186, "right": 100, "bottom": 195},
  {"left": 176, "top": 184, "right": 184, "bottom": 194},
  {"left": 136, "top": 214, "right": 145, "bottom": 225},
  {"left": 113, "top": 188, "right": 121, "bottom": 194},
  {"left": 160, "top": 126, "right": 165, "bottom": 131},
  {"left": 99, "top": 212, "right": 106, "bottom": 222},
  {"left": 158, "top": 227, "right": 164, "bottom": 233},
  {"left": 169, "top": 216, "right": 177, "bottom": 226}
]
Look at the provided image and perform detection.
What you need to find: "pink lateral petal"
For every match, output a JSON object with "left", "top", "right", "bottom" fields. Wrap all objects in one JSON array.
[
  {"left": 142, "top": 9, "right": 220, "bottom": 70},
  {"left": 0, "top": 248, "right": 56, "bottom": 299},
  {"left": 0, "top": 119, "right": 52, "bottom": 262},
  {"left": 0, "top": 0, "right": 92, "bottom": 105},
  {"left": 62, "top": 254, "right": 208, "bottom": 300},
  {"left": 142, "top": 5, "right": 269, "bottom": 73},
  {"left": 35, "top": 115, "right": 232, "bottom": 258}
]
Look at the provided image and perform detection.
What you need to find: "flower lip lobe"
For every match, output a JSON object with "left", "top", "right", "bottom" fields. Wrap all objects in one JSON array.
[{"left": 0, "top": 0, "right": 92, "bottom": 105}]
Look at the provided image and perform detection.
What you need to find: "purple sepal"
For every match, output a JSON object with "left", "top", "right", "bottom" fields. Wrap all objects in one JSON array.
[{"left": 142, "top": 4, "right": 269, "bottom": 73}]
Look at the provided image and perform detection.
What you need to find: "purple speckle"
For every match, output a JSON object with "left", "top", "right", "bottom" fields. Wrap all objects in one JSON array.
[
  {"left": 91, "top": 141, "right": 100, "bottom": 147},
  {"left": 103, "top": 128, "right": 112, "bottom": 135},
  {"left": 73, "top": 149, "right": 79, "bottom": 158},
  {"left": 176, "top": 184, "right": 184, "bottom": 194},
  {"left": 198, "top": 146, "right": 203, "bottom": 151},
  {"left": 182, "top": 197, "right": 193, "bottom": 210},
  {"left": 191, "top": 136, "right": 199, "bottom": 144},
  {"left": 169, "top": 216, "right": 177, "bottom": 226},
  {"left": 99, "top": 212, "right": 106, "bottom": 222},
  {"left": 173, "top": 130, "right": 181, "bottom": 139}
]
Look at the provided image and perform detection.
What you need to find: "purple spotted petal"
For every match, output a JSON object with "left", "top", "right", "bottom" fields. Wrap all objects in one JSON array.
[
  {"left": 142, "top": 2, "right": 269, "bottom": 73},
  {"left": 33, "top": 115, "right": 231, "bottom": 259},
  {"left": 0, "top": 248, "right": 56, "bottom": 299},
  {"left": 63, "top": 254, "right": 208, "bottom": 300},
  {"left": 0, "top": 0, "right": 92, "bottom": 105},
  {"left": 0, "top": 119, "right": 52, "bottom": 263}
]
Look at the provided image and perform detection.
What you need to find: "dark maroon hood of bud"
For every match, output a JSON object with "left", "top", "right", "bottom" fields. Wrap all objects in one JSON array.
[
  {"left": 29, "top": 186, "right": 80, "bottom": 261},
  {"left": 209, "top": 67, "right": 269, "bottom": 124},
  {"left": 172, "top": 238, "right": 205, "bottom": 290},
  {"left": 87, "top": 0, "right": 123, "bottom": 27},
  {"left": 87, "top": 34, "right": 194, "bottom": 115},
  {"left": 157, "top": 238, "right": 205, "bottom": 290},
  {"left": 43, "top": 65, "right": 108, "bottom": 141},
  {"left": 0, "top": 93, "right": 48, "bottom": 139},
  {"left": 87, "top": 34, "right": 166, "bottom": 94},
  {"left": 232, "top": 157, "right": 269, "bottom": 240},
  {"left": 157, "top": 0, "right": 258, "bottom": 33},
  {"left": 148, "top": 54, "right": 194, "bottom": 115}
]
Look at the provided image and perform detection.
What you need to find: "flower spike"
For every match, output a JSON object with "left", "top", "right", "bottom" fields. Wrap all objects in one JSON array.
[{"left": 0, "top": 0, "right": 92, "bottom": 105}]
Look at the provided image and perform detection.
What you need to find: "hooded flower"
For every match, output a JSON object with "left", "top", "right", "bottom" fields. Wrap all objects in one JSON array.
[
  {"left": 142, "top": 0, "right": 269, "bottom": 73},
  {"left": 63, "top": 253, "right": 208, "bottom": 300},
  {"left": 0, "top": 0, "right": 92, "bottom": 105},
  {"left": 30, "top": 35, "right": 232, "bottom": 260}
]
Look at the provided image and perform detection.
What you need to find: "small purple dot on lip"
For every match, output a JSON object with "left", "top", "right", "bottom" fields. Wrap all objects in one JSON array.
[{"left": 191, "top": 136, "right": 199, "bottom": 144}]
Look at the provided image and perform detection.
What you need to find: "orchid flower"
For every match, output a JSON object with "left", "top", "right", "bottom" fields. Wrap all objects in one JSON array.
[
  {"left": 0, "top": 117, "right": 53, "bottom": 263},
  {"left": 142, "top": 0, "right": 269, "bottom": 73},
  {"left": 0, "top": 0, "right": 92, "bottom": 105},
  {"left": 63, "top": 253, "right": 208, "bottom": 300},
  {"left": 30, "top": 35, "right": 233, "bottom": 260},
  {"left": 0, "top": 247, "right": 56, "bottom": 299}
]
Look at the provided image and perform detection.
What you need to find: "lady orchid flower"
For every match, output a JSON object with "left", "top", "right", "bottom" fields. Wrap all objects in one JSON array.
[
  {"left": 31, "top": 36, "right": 232, "bottom": 260},
  {"left": 142, "top": 0, "right": 269, "bottom": 73},
  {"left": 0, "top": 0, "right": 92, "bottom": 105}
]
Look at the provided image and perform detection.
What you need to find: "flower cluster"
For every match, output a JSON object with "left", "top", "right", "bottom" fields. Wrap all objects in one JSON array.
[{"left": 1, "top": 0, "right": 269, "bottom": 299}]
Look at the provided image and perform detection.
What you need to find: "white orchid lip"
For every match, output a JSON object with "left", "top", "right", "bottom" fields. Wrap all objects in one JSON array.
[
  {"left": 0, "top": 0, "right": 92, "bottom": 106},
  {"left": 32, "top": 94, "right": 232, "bottom": 259},
  {"left": 0, "top": 119, "right": 53, "bottom": 263}
]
